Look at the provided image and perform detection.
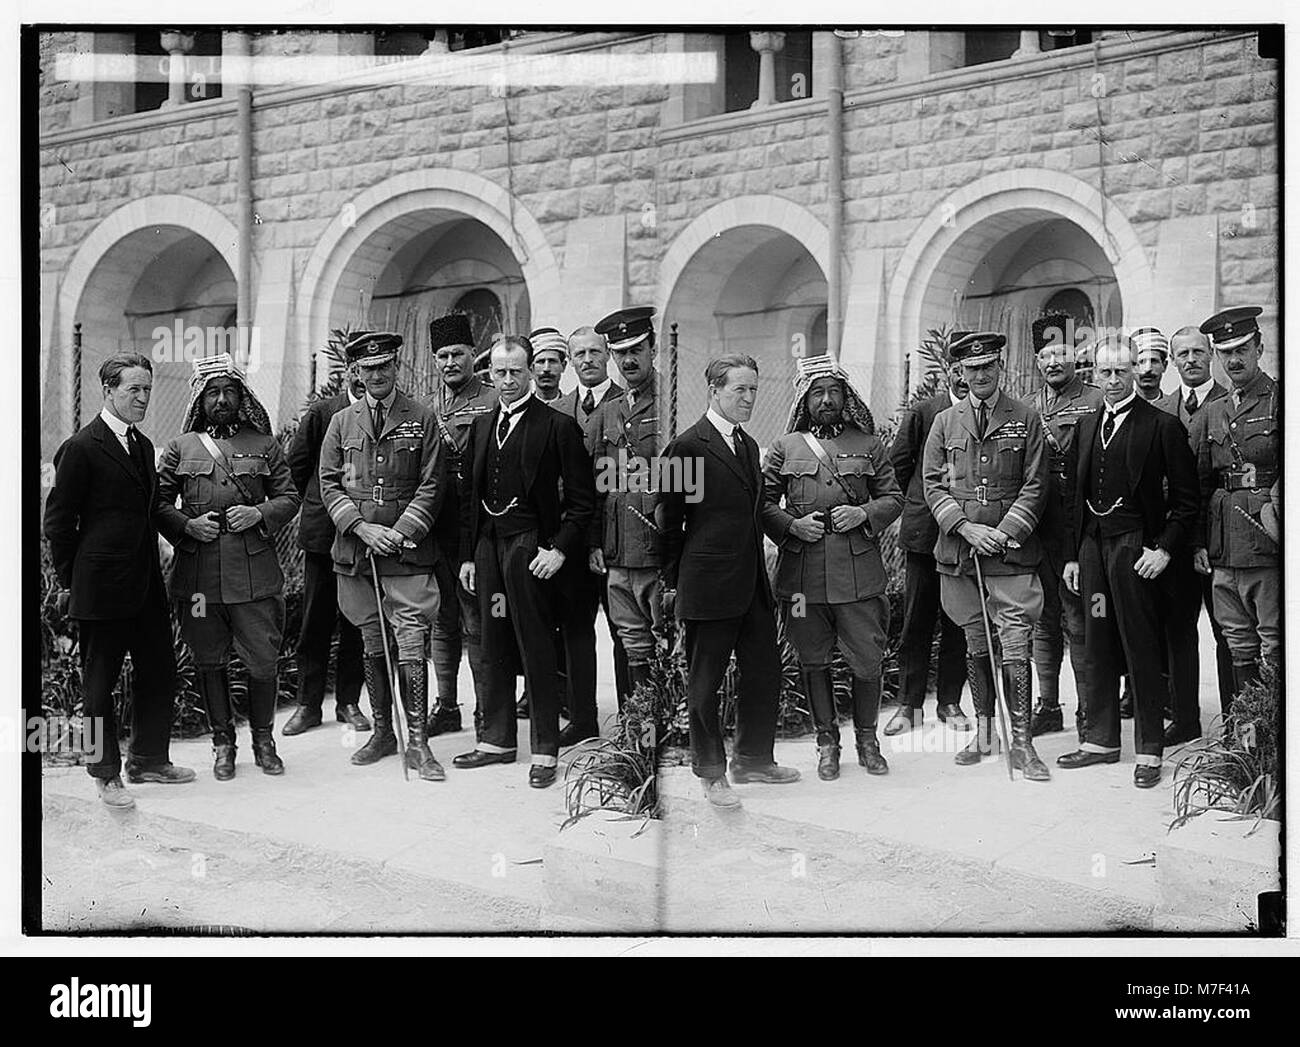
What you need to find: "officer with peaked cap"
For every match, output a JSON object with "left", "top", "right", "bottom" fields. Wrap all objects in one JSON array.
[
  {"left": 319, "top": 331, "right": 449, "bottom": 780},
  {"left": 1189, "top": 306, "right": 1280, "bottom": 706},
  {"left": 1030, "top": 314, "right": 1103, "bottom": 740},
  {"left": 424, "top": 314, "right": 499, "bottom": 739},
  {"left": 922, "top": 331, "right": 1051, "bottom": 780},
  {"left": 156, "top": 353, "right": 301, "bottom": 780}
]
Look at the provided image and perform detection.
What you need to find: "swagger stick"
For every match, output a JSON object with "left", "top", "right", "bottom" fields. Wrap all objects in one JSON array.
[
  {"left": 367, "top": 549, "right": 409, "bottom": 781},
  {"left": 668, "top": 322, "right": 679, "bottom": 441},
  {"left": 972, "top": 552, "right": 1015, "bottom": 782}
]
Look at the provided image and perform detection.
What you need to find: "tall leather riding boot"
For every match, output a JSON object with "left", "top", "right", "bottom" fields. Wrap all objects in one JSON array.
[
  {"left": 247, "top": 676, "right": 285, "bottom": 776},
  {"left": 802, "top": 668, "right": 839, "bottom": 780},
  {"left": 955, "top": 654, "right": 998, "bottom": 766},
  {"left": 1005, "top": 660, "right": 1050, "bottom": 781},
  {"left": 852, "top": 676, "right": 888, "bottom": 775},
  {"left": 197, "top": 668, "right": 236, "bottom": 781},
  {"left": 399, "top": 661, "right": 445, "bottom": 781},
  {"left": 352, "top": 656, "right": 398, "bottom": 765}
]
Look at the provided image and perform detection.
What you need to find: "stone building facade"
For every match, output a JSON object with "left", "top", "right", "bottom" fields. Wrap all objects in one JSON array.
[{"left": 38, "top": 28, "right": 1279, "bottom": 455}]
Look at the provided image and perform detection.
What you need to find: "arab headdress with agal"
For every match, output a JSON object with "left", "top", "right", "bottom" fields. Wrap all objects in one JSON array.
[
  {"left": 785, "top": 354, "right": 876, "bottom": 435},
  {"left": 181, "top": 353, "right": 273, "bottom": 435}
]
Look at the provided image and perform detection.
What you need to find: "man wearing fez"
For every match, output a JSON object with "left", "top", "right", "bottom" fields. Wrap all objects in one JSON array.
[
  {"left": 1029, "top": 315, "right": 1103, "bottom": 740},
  {"left": 922, "top": 332, "right": 1051, "bottom": 781},
  {"left": 659, "top": 354, "right": 801, "bottom": 810},
  {"left": 1157, "top": 325, "right": 1234, "bottom": 726},
  {"left": 453, "top": 334, "right": 597, "bottom": 788},
  {"left": 319, "top": 331, "right": 448, "bottom": 781},
  {"left": 44, "top": 352, "right": 196, "bottom": 808},
  {"left": 1189, "top": 306, "right": 1280, "bottom": 706},
  {"left": 426, "top": 313, "right": 498, "bottom": 738},
  {"left": 1058, "top": 335, "right": 1199, "bottom": 789},
  {"left": 761, "top": 355, "right": 903, "bottom": 780},
  {"left": 156, "top": 353, "right": 300, "bottom": 779},
  {"left": 589, "top": 307, "right": 665, "bottom": 703},
  {"left": 282, "top": 357, "right": 371, "bottom": 736},
  {"left": 885, "top": 344, "right": 971, "bottom": 737}
]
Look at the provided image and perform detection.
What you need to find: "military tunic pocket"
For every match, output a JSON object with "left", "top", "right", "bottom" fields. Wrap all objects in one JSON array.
[
  {"left": 834, "top": 454, "right": 875, "bottom": 502},
  {"left": 778, "top": 457, "right": 819, "bottom": 512},
  {"left": 176, "top": 458, "right": 215, "bottom": 507},
  {"left": 231, "top": 455, "right": 270, "bottom": 500}
]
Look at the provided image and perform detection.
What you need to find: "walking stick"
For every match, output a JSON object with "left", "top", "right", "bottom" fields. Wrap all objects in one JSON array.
[
  {"left": 972, "top": 552, "right": 1015, "bottom": 782},
  {"left": 367, "top": 549, "right": 409, "bottom": 781}
]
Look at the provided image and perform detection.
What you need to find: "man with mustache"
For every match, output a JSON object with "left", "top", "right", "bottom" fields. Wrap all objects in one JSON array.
[
  {"left": 1029, "top": 314, "right": 1103, "bottom": 740},
  {"left": 884, "top": 349, "right": 972, "bottom": 738},
  {"left": 1133, "top": 327, "right": 1168, "bottom": 403},
  {"left": 762, "top": 355, "right": 903, "bottom": 780},
  {"left": 425, "top": 314, "right": 499, "bottom": 739},
  {"left": 1189, "top": 306, "right": 1279, "bottom": 709},
  {"left": 156, "top": 354, "right": 300, "bottom": 780},
  {"left": 529, "top": 327, "right": 567, "bottom": 405},
  {"left": 1058, "top": 335, "right": 1199, "bottom": 789},
  {"left": 922, "top": 332, "right": 1051, "bottom": 781}
]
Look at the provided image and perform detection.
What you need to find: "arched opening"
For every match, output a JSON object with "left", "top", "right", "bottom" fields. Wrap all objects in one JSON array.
[
  {"left": 919, "top": 214, "right": 1122, "bottom": 400},
  {"left": 330, "top": 213, "right": 530, "bottom": 403},
  {"left": 72, "top": 227, "right": 237, "bottom": 443},
  {"left": 664, "top": 225, "right": 827, "bottom": 450}
]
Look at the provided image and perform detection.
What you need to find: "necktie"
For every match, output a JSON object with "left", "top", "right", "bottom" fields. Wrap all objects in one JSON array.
[
  {"left": 126, "top": 426, "right": 147, "bottom": 476},
  {"left": 372, "top": 401, "right": 386, "bottom": 436},
  {"left": 497, "top": 407, "right": 512, "bottom": 444},
  {"left": 1101, "top": 410, "right": 1116, "bottom": 444},
  {"left": 975, "top": 399, "right": 989, "bottom": 439},
  {"left": 732, "top": 425, "right": 750, "bottom": 474},
  {"left": 1185, "top": 389, "right": 1198, "bottom": 414},
  {"left": 582, "top": 389, "right": 596, "bottom": 416}
]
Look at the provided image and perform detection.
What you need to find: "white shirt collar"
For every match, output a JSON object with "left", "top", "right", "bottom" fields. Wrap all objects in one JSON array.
[
  {"left": 1181, "top": 376, "right": 1215, "bottom": 402},
  {"left": 706, "top": 406, "right": 738, "bottom": 442},
  {"left": 1106, "top": 388, "right": 1138, "bottom": 414},
  {"left": 578, "top": 377, "right": 613, "bottom": 405},
  {"left": 100, "top": 405, "right": 131, "bottom": 438},
  {"left": 949, "top": 390, "right": 964, "bottom": 407},
  {"left": 499, "top": 387, "right": 534, "bottom": 416},
  {"left": 347, "top": 387, "right": 361, "bottom": 405}
]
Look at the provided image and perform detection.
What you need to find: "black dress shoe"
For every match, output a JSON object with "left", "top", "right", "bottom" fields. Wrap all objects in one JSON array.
[
  {"left": 282, "top": 706, "right": 323, "bottom": 736},
  {"left": 1056, "top": 749, "right": 1121, "bottom": 769},
  {"left": 451, "top": 749, "right": 517, "bottom": 769},
  {"left": 1134, "top": 765, "right": 1162, "bottom": 789},
  {"left": 336, "top": 704, "right": 372, "bottom": 731},
  {"left": 1163, "top": 722, "right": 1202, "bottom": 747},
  {"left": 428, "top": 706, "right": 462, "bottom": 736},
  {"left": 529, "top": 765, "right": 557, "bottom": 789},
  {"left": 1031, "top": 705, "right": 1064, "bottom": 736},
  {"left": 558, "top": 722, "right": 598, "bottom": 747},
  {"left": 936, "top": 704, "right": 972, "bottom": 731}
]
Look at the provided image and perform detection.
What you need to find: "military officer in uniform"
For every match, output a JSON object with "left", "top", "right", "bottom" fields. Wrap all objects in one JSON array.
[
  {"left": 1029, "top": 315, "right": 1103, "bottom": 739},
  {"left": 589, "top": 307, "right": 666, "bottom": 702},
  {"left": 156, "top": 354, "right": 300, "bottom": 780},
  {"left": 425, "top": 314, "right": 498, "bottom": 738},
  {"left": 320, "top": 331, "right": 448, "bottom": 781},
  {"left": 923, "top": 332, "right": 1051, "bottom": 781},
  {"left": 762, "top": 355, "right": 903, "bottom": 780},
  {"left": 1190, "top": 306, "right": 1280, "bottom": 703}
]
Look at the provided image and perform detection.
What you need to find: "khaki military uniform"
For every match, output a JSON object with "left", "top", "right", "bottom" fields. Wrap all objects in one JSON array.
[
  {"left": 319, "top": 390, "right": 446, "bottom": 662},
  {"left": 1190, "top": 370, "right": 1280, "bottom": 666},
  {"left": 1033, "top": 375, "right": 1104, "bottom": 710},
  {"left": 156, "top": 427, "right": 300, "bottom": 677},
  {"left": 922, "top": 391, "right": 1048, "bottom": 661}
]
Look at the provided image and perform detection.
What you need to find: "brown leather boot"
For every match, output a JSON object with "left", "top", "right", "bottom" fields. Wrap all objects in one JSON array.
[
  {"left": 803, "top": 668, "right": 839, "bottom": 780},
  {"left": 1005, "top": 660, "right": 1050, "bottom": 781},
  {"left": 352, "top": 656, "right": 398, "bottom": 765},
  {"left": 955, "top": 654, "right": 998, "bottom": 766},
  {"left": 400, "top": 661, "right": 445, "bottom": 781}
]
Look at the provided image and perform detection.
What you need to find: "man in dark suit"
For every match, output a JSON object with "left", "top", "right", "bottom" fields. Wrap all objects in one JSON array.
[
  {"left": 1058, "top": 336, "right": 1200, "bottom": 789},
  {"left": 659, "top": 353, "right": 801, "bottom": 809},
  {"left": 884, "top": 357, "right": 970, "bottom": 736},
  {"left": 1156, "top": 325, "right": 1234, "bottom": 736},
  {"left": 453, "top": 334, "right": 597, "bottom": 788},
  {"left": 282, "top": 363, "right": 370, "bottom": 736},
  {"left": 43, "top": 352, "right": 196, "bottom": 808}
]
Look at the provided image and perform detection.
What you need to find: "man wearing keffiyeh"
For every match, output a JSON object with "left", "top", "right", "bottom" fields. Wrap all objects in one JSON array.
[
  {"left": 156, "top": 353, "right": 300, "bottom": 781},
  {"left": 760, "top": 354, "right": 903, "bottom": 781}
]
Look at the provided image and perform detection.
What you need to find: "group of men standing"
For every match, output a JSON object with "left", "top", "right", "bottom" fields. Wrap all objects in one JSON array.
[{"left": 45, "top": 293, "right": 1279, "bottom": 810}]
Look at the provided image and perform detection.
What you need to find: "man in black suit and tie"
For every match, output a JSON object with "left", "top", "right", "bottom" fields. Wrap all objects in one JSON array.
[
  {"left": 659, "top": 353, "right": 800, "bottom": 809},
  {"left": 453, "top": 334, "right": 597, "bottom": 788},
  {"left": 43, "top": 353, "right": 196, "bottom": 808},
  {"left": 1058, "top": 336, "right": 1200, "bottom": 788},
  {"left": 282, "top": 362, "right": 371, "bottom": 736}
]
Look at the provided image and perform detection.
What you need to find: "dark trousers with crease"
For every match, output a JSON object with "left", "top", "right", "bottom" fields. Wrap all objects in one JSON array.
[
  {"left": 77, "top": 575, "right": 177, "bottom": 779},
  {"left": 683, "top": 586, "right": 780, "bottom": 779},
  {"left": 295, "top": 551, "right": 363, "bottom": 713},
  {"left": 476, "top": 529, "right": 561, "bottom": 761},
  {"left": 1163, "top": 556, "right": 1235, "bottom": 726},
  {"left": 1080, "top": 528, "right": 1166, "bottom": 759},
  {"left": 897, "top": 550, "right": 967, "bottom": 709}
]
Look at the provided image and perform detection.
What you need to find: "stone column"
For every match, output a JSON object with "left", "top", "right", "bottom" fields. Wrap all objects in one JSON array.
[
  {"left": 1012, "top": 30, "right": 1041, "bottom": 58},
  {"left": 158, "top": 30, "right": 195, "bottom": 108},
  {"left": 749, "top": 31, "right": 786, "bottom": 109}
]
